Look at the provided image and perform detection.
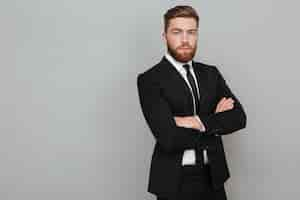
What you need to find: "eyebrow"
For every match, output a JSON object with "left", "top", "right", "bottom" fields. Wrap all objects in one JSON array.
[{"left": 170, "top": 28, "right": 198, "bottom": 31}]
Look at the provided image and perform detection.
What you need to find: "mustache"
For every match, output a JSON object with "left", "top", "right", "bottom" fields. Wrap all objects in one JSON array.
[{"left": 177, "top": 44, "right": 193, "bottom": 49}]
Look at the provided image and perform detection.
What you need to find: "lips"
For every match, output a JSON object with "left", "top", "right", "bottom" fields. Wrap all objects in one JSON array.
[{"left": 178, "top": 47, "right": 192, "bottom": 50}]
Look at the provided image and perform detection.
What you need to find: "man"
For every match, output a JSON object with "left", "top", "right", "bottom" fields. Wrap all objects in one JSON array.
[{"left": 137, "top": 5, "right": 246, "bottom": 200}]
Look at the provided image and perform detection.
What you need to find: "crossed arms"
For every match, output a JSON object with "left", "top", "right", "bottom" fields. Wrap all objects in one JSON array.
[
  {"left": 137, "top": 67, "right": 247, "bottom": 153},
  {"left": 174, "top": 97, "right": 235, "bottom": 130}
]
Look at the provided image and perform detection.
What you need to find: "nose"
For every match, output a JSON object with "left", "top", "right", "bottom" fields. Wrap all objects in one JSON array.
[{"left": 181, "top": 32, "right": 188, "bottom": 43}]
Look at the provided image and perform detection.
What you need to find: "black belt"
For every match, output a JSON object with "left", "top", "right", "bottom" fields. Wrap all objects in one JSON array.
[{"left": 181, "top": 163, "right": 211, "bottom": 178}]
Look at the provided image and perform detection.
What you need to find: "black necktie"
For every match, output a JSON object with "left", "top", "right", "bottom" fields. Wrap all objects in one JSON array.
[
  {"left": 183, "top": 64, "right": 203, "bottom": 165},
  {"left": 183, "top": 64, "right": 200, "bottom": 114}
]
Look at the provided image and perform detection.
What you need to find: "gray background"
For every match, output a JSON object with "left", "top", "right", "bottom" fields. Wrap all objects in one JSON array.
[{"left": 2, "top": 0, "right": 299, "bottom": 199}]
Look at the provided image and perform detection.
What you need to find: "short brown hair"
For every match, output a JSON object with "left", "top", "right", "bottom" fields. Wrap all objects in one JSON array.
[{"left": 164, "top": 5, "right": 199, "bottom": 32}]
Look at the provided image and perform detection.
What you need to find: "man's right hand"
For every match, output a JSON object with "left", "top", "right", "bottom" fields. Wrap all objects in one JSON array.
[{"left": 215, "top": 97, "right": 235, "bottom": 113}]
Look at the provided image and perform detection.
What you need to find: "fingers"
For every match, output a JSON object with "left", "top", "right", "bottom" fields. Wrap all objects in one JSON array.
[
  {"left": 174, "top": 116, "right": 184, "bottom": 127},
  {"left": 215, "top": 97, "right": 225, "bottom": 113},
  {"left": 173, "top": 116, "right": 194, "bottom": 128},
  {"left": 217, "top": 97, "right": 227, "bottom": 111},
  {"left": 215, "top": 97, "right": 235, "bottom": 113},
  {"left": 221, "top": 101, "right": 234, "bottom": 111},
  {"left": 221, "top": 98, "right": 234, "bottom": 111},
  {"left": 226, "top": 98, "right": 234, "bottom": 104}
]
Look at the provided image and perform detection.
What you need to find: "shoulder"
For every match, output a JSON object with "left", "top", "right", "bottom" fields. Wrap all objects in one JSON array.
[
  {"left": 193, "top": 61, "right": 221, "bottom": 74},
  {"left": 137, "top": 58, "right": 168, "bottom": 85}
]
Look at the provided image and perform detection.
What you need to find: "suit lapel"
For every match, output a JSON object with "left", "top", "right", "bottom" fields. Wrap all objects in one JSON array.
[
  {"left": 159, "top": 57, "right": 210, "bottom": 114},
  {"left": 192, "top": 61, "right": 208, "bottom": 110},
  {"left": 161, "top": 57, "right": 194, "bottom": 110}
]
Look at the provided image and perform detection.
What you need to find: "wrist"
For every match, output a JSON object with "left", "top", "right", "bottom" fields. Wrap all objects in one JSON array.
[{"left": 195, "top": 115, "right": 206, "bottom": 132}]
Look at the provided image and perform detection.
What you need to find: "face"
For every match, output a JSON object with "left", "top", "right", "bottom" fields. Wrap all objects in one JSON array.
[{"left": 163, "top": 17, "right": 198, "bottom": 63}]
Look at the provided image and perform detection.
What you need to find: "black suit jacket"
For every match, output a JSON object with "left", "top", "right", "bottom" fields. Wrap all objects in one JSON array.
[{"left": 137, "top": 56, "right": 247, "bottom": 199}]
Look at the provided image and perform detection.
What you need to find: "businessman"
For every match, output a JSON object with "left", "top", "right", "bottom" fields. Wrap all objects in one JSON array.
[{"left": 137, "top": 5, "right": 247, "bottom": 200}]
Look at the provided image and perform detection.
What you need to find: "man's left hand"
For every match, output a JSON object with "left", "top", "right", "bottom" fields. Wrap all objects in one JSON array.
[{"left": 174, "top": 116, "right": 202, "bottom": 130}]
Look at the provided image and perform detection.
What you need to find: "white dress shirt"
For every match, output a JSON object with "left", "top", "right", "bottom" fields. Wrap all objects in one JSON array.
[{"left": 165, "top": 52, "right": 209, "bottom": 165}]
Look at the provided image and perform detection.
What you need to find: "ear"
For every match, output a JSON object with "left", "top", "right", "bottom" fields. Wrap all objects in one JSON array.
[{"left": 162, "top": 31, "right": 167, "bottom": 43}]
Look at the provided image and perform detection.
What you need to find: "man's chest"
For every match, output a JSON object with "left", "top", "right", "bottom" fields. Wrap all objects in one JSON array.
[{"left": 159, "top": 69, "right": 218, "bottom": 115}]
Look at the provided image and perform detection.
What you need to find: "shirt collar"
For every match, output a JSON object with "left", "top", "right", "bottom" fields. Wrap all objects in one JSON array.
[{"left": 165, "top": 52, "right": 193, "bottom": 74}]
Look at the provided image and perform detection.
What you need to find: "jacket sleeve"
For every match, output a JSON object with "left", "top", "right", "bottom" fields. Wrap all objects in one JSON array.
[
  {"left": 137, "top": 73, "right": 216, "bottom": 153},
  {"left": 200, "top": 66, "right": 247, "bottom": 136}
]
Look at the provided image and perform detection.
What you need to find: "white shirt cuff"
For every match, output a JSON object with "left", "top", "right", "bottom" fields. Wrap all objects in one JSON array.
[{"left": 195, "top": 115, "right": 206, "bottom": 132}]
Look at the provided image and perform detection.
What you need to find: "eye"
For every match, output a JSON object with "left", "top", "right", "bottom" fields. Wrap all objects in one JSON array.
[
  {"left": 171, "top": 29, "right": 182, "bottom": 34},
  {"left": 188, "top": 30, "right": 197, "bottom": 35}
]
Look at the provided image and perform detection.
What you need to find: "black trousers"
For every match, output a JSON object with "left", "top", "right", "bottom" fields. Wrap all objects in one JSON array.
[{"left": 157, "top": 164, "right": 227, "bottom": 200}]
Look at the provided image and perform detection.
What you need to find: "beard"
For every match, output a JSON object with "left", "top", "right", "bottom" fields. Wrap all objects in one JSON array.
[{"left": 167, "top": 42, "right": 197, "bottom": 63}]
